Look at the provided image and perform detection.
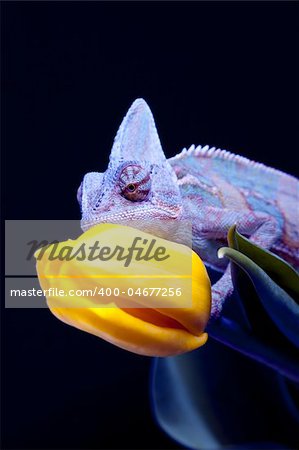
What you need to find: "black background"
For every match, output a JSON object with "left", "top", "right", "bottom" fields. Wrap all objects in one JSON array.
[{"left": 2, "top": 1, "right": 298, "bottom": 449}]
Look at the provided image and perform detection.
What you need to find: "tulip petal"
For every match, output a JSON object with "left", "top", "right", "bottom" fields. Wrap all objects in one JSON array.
[
  {"left": 49, "top": 306, "right": 208, "bottom": 357},
  {"left": 36, "top": 223, "right": 211, "bottom": 356}
]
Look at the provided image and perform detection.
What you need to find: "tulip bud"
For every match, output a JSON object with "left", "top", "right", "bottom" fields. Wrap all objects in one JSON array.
[{"left": 35, "top": 224, "right": 211, "bottom": 356}]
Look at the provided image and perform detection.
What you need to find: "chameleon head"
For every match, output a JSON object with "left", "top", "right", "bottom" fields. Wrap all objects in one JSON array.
[{"left": 78, "top": 99, "right": 182, "bottom": 236}]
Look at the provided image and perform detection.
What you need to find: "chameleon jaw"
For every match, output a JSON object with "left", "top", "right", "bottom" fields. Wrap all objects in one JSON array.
[{"left": 80, "top": 206, "right": 180, "bottom": 232}]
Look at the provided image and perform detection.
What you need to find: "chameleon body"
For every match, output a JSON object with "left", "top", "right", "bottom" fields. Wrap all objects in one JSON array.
[{"left": 78, "top": 99, "right": 299, "bottom": 318}]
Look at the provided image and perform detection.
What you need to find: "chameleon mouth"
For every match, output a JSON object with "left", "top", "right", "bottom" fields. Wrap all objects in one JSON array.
[{"left": 81, "top": 207, "right": 178, "bottom": 232}]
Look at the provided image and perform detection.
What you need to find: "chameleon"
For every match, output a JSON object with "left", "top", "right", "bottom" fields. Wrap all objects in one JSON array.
[{"left": 77, "top": 99, "right": 299, "bottom": 319}]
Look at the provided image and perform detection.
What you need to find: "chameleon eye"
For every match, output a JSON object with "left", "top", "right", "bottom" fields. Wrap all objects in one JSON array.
[
  {"left": 127, "top": 183, "right": 136, "bottom": 192},
  {"left": 119, "top": 164, "right": 151, "bottom": 202}
]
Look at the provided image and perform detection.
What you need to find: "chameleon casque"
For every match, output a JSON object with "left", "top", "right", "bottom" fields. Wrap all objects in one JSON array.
[{"left": 77, "top": 99, "right": 299, "bottom": 318}]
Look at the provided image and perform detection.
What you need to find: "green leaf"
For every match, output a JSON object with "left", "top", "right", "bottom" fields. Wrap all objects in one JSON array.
[
  {"left": 208, "top": 226, "right": 299, "bottom": 380},
  {"left": 228, "top": 225, "right": 299, "bottom": 301},
  {"left": 208, "top": 315, "right": 299, "bottom": 383},
  {"left": 218, "top": 246, "right": 299, "bottom": 350}
]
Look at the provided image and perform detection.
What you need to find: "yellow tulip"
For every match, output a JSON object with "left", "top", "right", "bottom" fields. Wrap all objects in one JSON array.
[{"left": 35, "top": 224, "right": 211, "bottom": 356}]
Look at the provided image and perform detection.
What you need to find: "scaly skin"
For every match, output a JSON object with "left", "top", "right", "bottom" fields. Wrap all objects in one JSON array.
[{"left": 77, "top": 99, "right": 299, "bottom": 319}]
